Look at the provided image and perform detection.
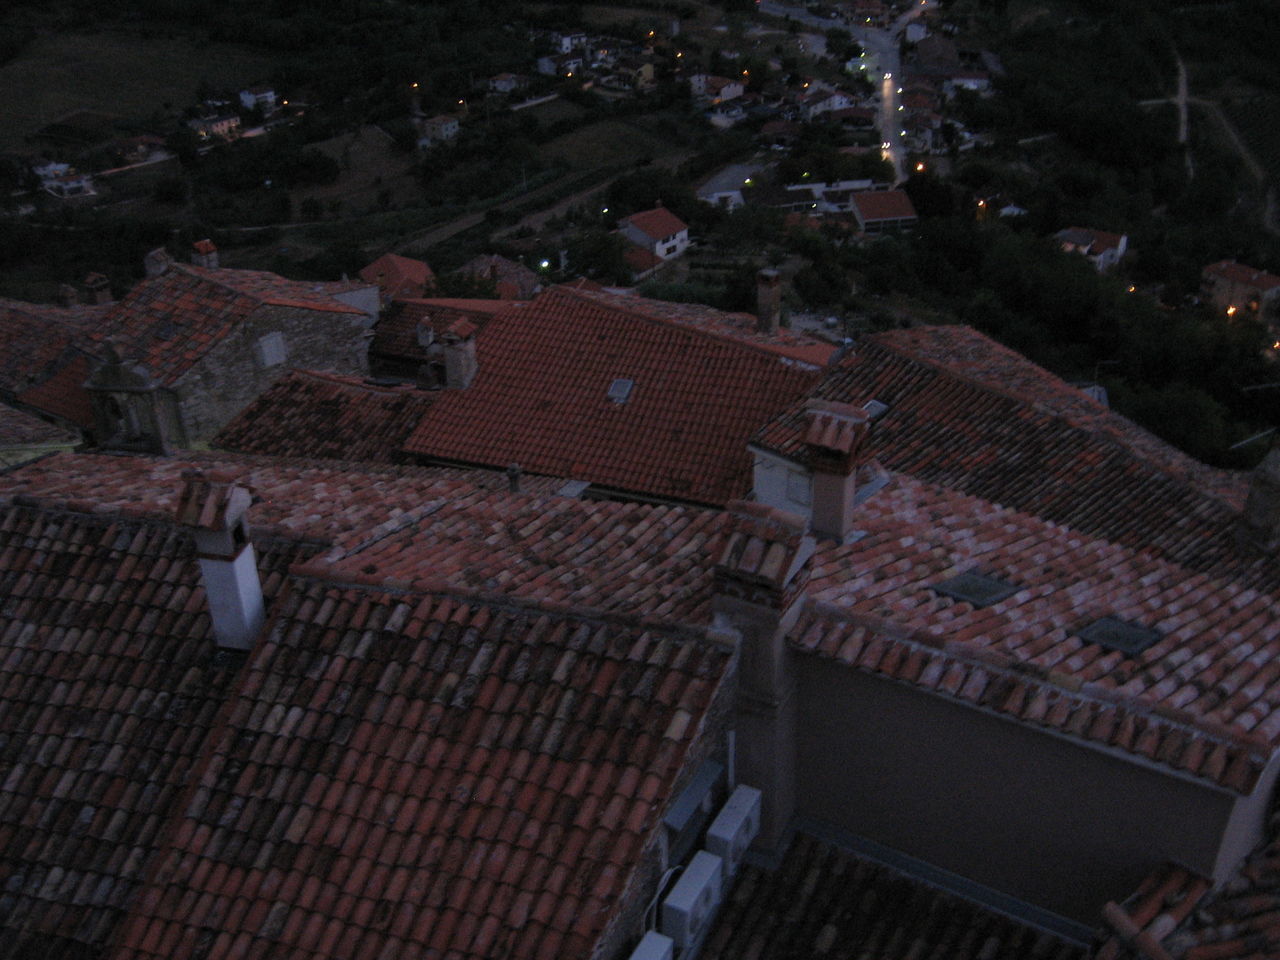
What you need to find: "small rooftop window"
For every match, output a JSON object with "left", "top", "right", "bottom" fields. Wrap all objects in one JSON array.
[
  {"left": 931, "top": 569, "right": 1019, "bottom": 608},
  {"left": 862, "top": 399, "right": 890, "bottom": 419},
  {"left": 607, "top": 378, "right": 635, "bottom": 404},
  {"left": 1077, "top": 616, "right": 1162, "bottom": 657}
]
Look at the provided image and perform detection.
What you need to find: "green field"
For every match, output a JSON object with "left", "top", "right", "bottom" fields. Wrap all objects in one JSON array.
[
  {"left": 539, "top": 114, "right": 696, "bottom": 170},
  {"left": 0, "top": 30, "right": 276, "bottom": 153}
]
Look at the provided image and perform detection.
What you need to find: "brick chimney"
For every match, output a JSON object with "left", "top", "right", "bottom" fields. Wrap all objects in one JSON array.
[
  {"left": 144, "top": 247, "right": 173, "bottom": 278},
  {"left": 84, "top": 272, "right": 112, "bottom": 305},
  {"left": 1239, "top": 446, "right": 1280, "bottom": 554},
  {"left": 757, "top": 268, "right": 781, "bottom": 333},
  {"left": 804, "top": 400, "right": 870, "bottom": 542},
  {"left": 191, "top": 238, "right": 219, "bottom": 269},
  {"left": 712, "top": 501, "right": 814, "bottom": 849},
  {"left": 441, "top": 318, "right": 478, "bottom": 389},
  {"left": 175, "top": 471, "right": 265, "bottom": 650}
]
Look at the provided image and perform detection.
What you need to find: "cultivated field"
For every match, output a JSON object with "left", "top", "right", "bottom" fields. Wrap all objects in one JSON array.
[
  {"left": 538, "top": 115, "right": 695, "bottom": 170},
  {"left": 0, "top": 30, "right": 275, "bottom": 154}
]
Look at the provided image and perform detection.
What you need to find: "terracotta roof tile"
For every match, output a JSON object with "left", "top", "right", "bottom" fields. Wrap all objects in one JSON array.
[
  {"left": 851, "top": 189, "right": 918, "bottom": 223},
  {"left": 358, "top": 253, "right": 435, "bottom": 300},
  {"left": 792, "top": 470, "right": 1278, "bottom": 791},
  {"left": 1202, "top": 260, "right": 1280, "bottom": 292},
  {"left": 370, "top": 298, "right": 507, "bottom": 369},
  {"left": 0, "top": 403, "right": 78, "bottom": 447},
  {"left": 755, "top": 326, "right": 1254, "bottom": 570},
  {"left": 211, "top": 369, "right": 438, "bottom": 462},
  {"left": 402, "top": 285, "right": 823, "bottom": 504},
  {"left": 620, "top": 206, "right": 687, "bottom": 241},
  {"left": 701, "top": 832, "right": 1085, "bottom": 960}
]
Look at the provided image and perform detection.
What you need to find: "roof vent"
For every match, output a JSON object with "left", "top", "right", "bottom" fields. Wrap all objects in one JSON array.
[
  {"left": 931, "top": 569, "right": 1019, "bottom": 608},
  {"left": 1077, "top": 616, "right": 1162, "bottom": 656},
  {"left": 608, "top": 378, "right": 635, "bottom": 404}
]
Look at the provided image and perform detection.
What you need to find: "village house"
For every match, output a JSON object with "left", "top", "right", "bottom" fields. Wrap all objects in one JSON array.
[
  {"left": 238, "top": 84, "right": 278, "bottom": 113},
  {"left": 1200, "top": 259, "right": 1280, "bottom": 323},
  {"left": 618, "top": 205, "right": 690, "bottom": 263},
  {"left": 20, "top": 246, "right": 377, "bottom": 450},
  {"left": 359, "top": 252, "right": 436, "bottom": 302},
  {"left": 1056, "top": 227, "right": 1129, "bottom": 272},
  {"left": 850, "top": 189, "right": 919, "bottom": 232},
  {"left": 187, "top": 112, "right": 241, "bottom": 140}
]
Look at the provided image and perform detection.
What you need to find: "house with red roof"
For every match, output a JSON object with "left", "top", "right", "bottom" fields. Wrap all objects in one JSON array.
[
  {"left": 1056, "top": 226, "right": 1128, "bottom": 272},
  {"left": 1200, "top": 259, "right": 1280, "bottom": 323},
  {"left": 359, "top": 251, "right": 436, "bottom": 302},
  {"left": 850, "top": 189, "right": 918, "bottom": 233},
  {"left": 26, "top": 260, "right": 377, "bottom": 450},
  {"left": 618, "top": 205, "right": 690, "bottom": 263}
]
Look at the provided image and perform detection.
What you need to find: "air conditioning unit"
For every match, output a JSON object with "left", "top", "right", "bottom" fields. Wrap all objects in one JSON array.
[
  {"left": 705, "top": 784, "right": 761, "bottom": 879},
  {"left": 628, "top": 930, "right": 675, "bottom": 960},
  {"left": 660, "top": 850, "right": 724, "bottom": 949}
]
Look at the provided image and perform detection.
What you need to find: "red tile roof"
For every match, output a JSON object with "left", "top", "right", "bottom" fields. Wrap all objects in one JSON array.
[
  {"left": 459, "top": 255, "right": 542, "bottom": 300},
  {"left": 624, "top": 244, "right": 664, "bottom": 274},
  {"left": 793, "top": 469, "right": 1279, "bottom": 792},
  {"left": 0, "top": 451, "right": 734, "bottom": 960},
  {"left": 621, "top": 206, "right": 688, "bottom": 241},
  {"left": 1057, "top": 227, "right": 1125, "bottom": 255},
  {"left": 401, "top": 285, "right": 825, "bottom": 505},
  {"left": 16, "top": 351, "right": 96, "bottom": 427},
  {"left": 0, "top": 297, "right": 104, "bottom": 398},
  {"left": 851, "top": 189, "right": 918, "bottom": 223},
  {"left": 371, "top": 298, "right": 508, "bottom": 368},
  {"left": 359, "top": 252, "right": 436, "bottom": 299},
  {"left": 570, "top": 287, "right": 837, "bottom": 366},
  {"left": 754, "top": 326, "right": 1254, "bottom": 572},
  {"left": 1202, "top": 259, "right": 1280, "bottom": 292},
  {"left": 0, "top": 403, "right": 78, "bottom": 447},
  {"left": 212, "top": 369, "right": 440, "bottom": 462},
  {"left": 703, "top": 833, "right": 1085, "bottom": 960},
  {"left": 92, "top": 264, "right": 367, "bottom": 386}
]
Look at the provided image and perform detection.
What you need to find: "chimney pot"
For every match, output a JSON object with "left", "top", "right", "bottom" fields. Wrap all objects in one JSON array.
[
  {"left": 757, "top": 269, "right": 782, "bottom": 334},
  {"left": 507, "top": 463, "right": 522, "bottom": 493},
  {"left": 57, "top": 283, "right": 79, "bottom": 307},
  {"left": 144, "top": 247, "right": 173, "bottom": 278}
]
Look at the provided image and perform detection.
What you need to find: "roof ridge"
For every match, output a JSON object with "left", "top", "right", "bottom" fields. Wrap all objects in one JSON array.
[
  {"left": 550, "top": 285, "right": 822, "bottom": 368},
  {"left": 798, "top": 598, "right": 1273, "bottom": 774},
  {"left": 283, "top": 561, "right": 737, "bottom": 649}
]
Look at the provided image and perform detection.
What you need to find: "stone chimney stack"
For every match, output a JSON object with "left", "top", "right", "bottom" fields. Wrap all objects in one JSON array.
[
  {"left": 757, "top": 268, "right": 781, "bottom": 334},
  {"left": 144, "top": 247, "right": 174, "bottom": 278},
  {"left": 191, "top": 238, "right": 219, "bottom": 269},
  {"left": 712, "top": 501, "right": 815, "bottom": 850},
  {"left": 84, "top": 272, "right": 112, "bottom": 305},
  {"left": 56, "top": 283, "right": 79, "bottom": 307},
  {"left": 175, "top": 471, "right": 265, "bottom": 650},
  {"left": 441, "top": 318, "right": 479, "bottom": 389},
  {"left": 803, "top": 400, "right": 870, "bottom": 542},
  {"left": 1239, "top": 446, "right": 1280, "bottom": 554}
]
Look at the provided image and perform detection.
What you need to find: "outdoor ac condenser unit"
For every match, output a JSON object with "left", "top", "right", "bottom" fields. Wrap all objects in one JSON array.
[
  {"left": 627, "top": 930, "right": 675, "bottom": 960},
  {"left": 705, "top": 784, "right": 761, "bottom": 879},
  {"left": 660, "top": 850, "right": 724, "bottom": 949}
]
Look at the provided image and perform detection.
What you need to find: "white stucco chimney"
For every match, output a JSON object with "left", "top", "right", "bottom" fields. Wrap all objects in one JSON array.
[{"left": 175, "top": 471, "right": 264, "bottom": 649}]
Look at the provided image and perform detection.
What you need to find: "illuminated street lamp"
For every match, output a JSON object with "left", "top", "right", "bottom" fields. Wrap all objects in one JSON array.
[{"left": 1227, "top": 305, "right": 1238, "bottom": 316}]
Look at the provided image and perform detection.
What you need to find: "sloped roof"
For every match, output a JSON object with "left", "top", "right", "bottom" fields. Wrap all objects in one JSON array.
[
  {"left": 1057, "top": 227, "right": 1125, "bottom": 255},
  {"left": 0, "top": 403, "right": 78, "bottom": 447},
  {"left": 569, "top": 287, "right": 836, "bottom": 366},
  {"left": 754, "top": 326, "right": 1253, "bottom": 573},
  {"left": 371, "top": 298, "right": 509, "bottom": 367},
  {"left": 401, "top": 285, "right": 824, "bottom": 505},
  {"left": 92, "top": 264, "right": 367, "bottom": 386},
  {"left": 0, "top": 451, "right": 734, "bottom": 960},
  {"left": 459, "top": 255, "right": 541, "bottom": 300},
  {"left": 851, "top": 190, "right": 918, "bottom": 223},
  {"left": 792, "top": 468, "right": 1279, "bottom": 793},
  {"left": 1202, "top": 259, "right": 1280, "bottom": 292},
  {"left": 620, "top": 206, "right": 688, "bottom": 241},
  {"left": 702, "top": 833, "right": 1085, "bottom": 960},
  {"left": 359, "top": 252, "right": 436, "bottom": 300},
  {"left": 212, "top": 369, "right": 440, "bottom": 462},
  {"left": 0, "top": 297, "right": 105, "bottom": 398}
]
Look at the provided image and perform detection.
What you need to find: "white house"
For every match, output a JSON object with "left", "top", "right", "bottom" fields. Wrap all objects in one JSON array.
[{"left": 619, "top": 206, "right": 690, "bottom": 261}]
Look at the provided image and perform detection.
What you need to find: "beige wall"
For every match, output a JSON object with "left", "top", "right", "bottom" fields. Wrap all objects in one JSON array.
[{"left": 793, "top": 654, "right": 1250, "bottom": 923}]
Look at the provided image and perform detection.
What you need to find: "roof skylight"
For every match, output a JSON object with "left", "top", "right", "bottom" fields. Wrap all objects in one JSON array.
[
  {"left": 1077, "top": 616, "right": 1162, "bottom": 657},
  {"left": 607, "top": 378, "right": 635, "bottom": 404},
  {"left": 931, "top": 569, "right": 1019, "bottom": 608}
]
